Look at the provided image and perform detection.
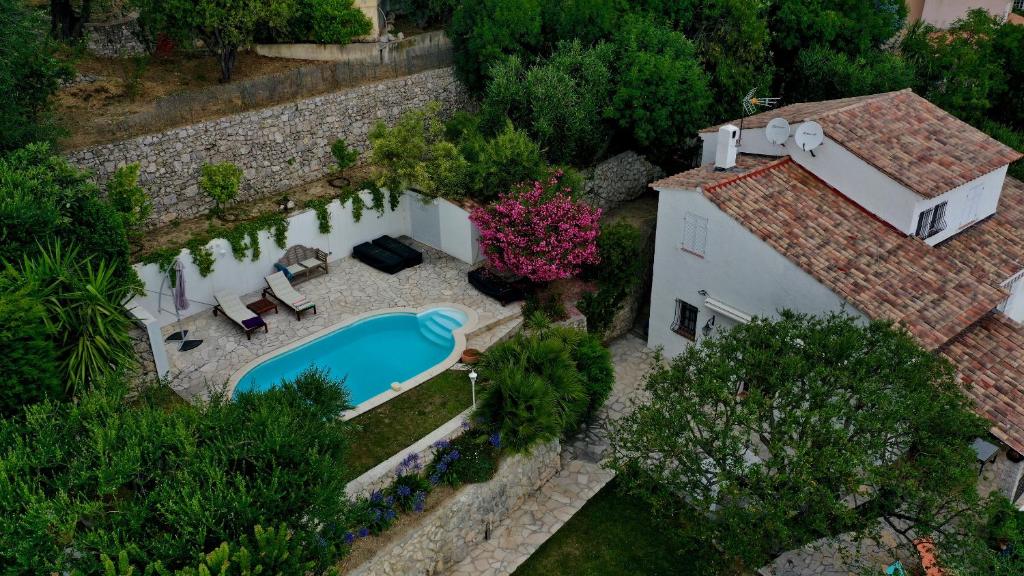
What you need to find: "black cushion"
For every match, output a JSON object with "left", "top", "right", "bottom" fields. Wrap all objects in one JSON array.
[
  {"left": 353, "top": 242, "right": 406, "bottom": 274},
  {"left": 372, "top": 235, "right": 423, "bottom": 267},
  {"left": 468, "top": 268, "right": 526, "bottom": 305}
]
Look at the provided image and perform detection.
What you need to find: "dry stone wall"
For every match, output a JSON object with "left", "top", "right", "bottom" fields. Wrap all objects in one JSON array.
[
  {"left": 347, "top": 440, "right": 561, "bottom": 576},
  {"left": 85, "top": 15, "right": 146, "bottom": 58},
  {"left": 67, "top": 67, "right": 469, "bottom": 225},
  {"left": 581, "top": 151, "right": 664, "bottom": 212}
]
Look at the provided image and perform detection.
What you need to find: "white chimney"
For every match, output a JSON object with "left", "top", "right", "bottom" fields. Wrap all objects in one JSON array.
[{"left": 715, "top": 124, "right": 739, "bottom": 170}]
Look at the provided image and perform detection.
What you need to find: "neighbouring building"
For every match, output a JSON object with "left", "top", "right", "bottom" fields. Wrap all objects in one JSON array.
[
  {"left": 906, "top": 0, "right": 1014, "bottom": 27},
  {"left": 647, "top": 89, "right": 1024, "bottom": 501}
]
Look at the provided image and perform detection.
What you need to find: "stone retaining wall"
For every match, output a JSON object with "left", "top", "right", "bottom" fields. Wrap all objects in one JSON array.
[
  {"left": 85, "top": 15, "right": 146, "bottom": 58},
  {"left": 67, "top": 67, "right": 470, "bottom": 225},
  {"left": 347, "top": 440, "right": 562, "bottom": 576},
  {"left": 581, "top": 151, "right": 663, "bottom": 212},
  {"left": 128, "top": 324, "right": 157, "bottom": 383}
]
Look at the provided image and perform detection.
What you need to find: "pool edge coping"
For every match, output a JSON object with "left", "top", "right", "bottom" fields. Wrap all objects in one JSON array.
[{"left": 225, "top": 302, "right": 480, "bottom": 420}]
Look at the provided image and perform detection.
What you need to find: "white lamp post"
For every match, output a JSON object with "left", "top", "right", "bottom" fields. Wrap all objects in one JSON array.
[{"left": 469, "top": 369, "right": 478, "bottom": 408}]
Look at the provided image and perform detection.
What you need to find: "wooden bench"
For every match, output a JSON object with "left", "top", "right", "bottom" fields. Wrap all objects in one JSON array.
[{"left": 275, "top": 245, "right": 329, "bottom": 283}]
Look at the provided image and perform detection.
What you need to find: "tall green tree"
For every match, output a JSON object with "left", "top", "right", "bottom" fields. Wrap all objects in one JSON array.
[
  {"left": 481, "top": 41, "right": 615, "bottom": 165},
  {"left": 901, "top": 10, "right": 1008, "bottom": 124},
  {"left": 769, "top": 0, "right": 906, "bottom": 92},
  {"left": 635, "top": 0, "right": 773, "bottom": 122},
  {"left": 132, "top": 0, "right": 293, "bottom": 81},
  {"left": 448, "top": 0, "right": 543, "bottom": 93},
  {"left": 606, "top": 15, "right": 710, "bottom": 160},
  {"left": 610, "top": 311, "right": 986, "bottom": 571},
  {"left": 0, "top": 288, "right": 62, "bottom": 415},
  {"left": 0, "top": 0, "right": 70, "bottom": 151},
  {"left": 791, "top": 46, "right": 916, "bottom": 102}
]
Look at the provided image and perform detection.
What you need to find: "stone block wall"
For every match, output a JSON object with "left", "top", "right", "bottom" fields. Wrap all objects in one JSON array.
[
  {"left": 67, "top": 67, "right": 470, "bottom": 225},
  {"left": 347, "top": 440, "right": 562, "bottom": 576},
  {"left": 128, "top": 324, "right": 157, "bottom": 383},
  {"left": 85, "top": 15, "right": 146, "bottom": 58},
  {"left": 581, "top": 151, "right": 664, "bottom": 213}
]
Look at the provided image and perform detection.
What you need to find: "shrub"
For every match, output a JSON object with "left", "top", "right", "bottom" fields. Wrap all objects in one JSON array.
[
  {"left": 2, "top": 243, "right": 137, "bottom": 392},
  {"left": 0, "top": 367, "right": 354, "bottom": 574},
  {"left": 540, "top": 0, "right": 624, "bottom": 49},
  {"left": 426, "top": 432, "right": 501, "bottom": 487},
  {"left": 200, "top": 162, "right": 243, "bottom": 213},
  {"left": 402, "top": 0, "right": 460, "bottom": 27},
  {"left": 0, "top": 288, "right": 62, "bottom": 415},
  {"left": 106, "top": 163, "right": 153, "bottom": 240},
  {"left": 308, "top": 0, "right": 372, "bottom": 43},
  {"left": 0, "top": 0, "right": 70, "bottom": 151},
  {"left": 464, "top": 122, "right": 545, "bottom": 201},
  {"left": 792, "top": 46, "right": 915, "bottom": 102},
  {"left": 331, "top": 138, "right": 360, "bottom": 172},
  {"left": 561, "top": 329, "right": 614, "bottom": 418},
  {"left": 449, "top": 0, "right": 543, "bottom": 93},
  {"left": 369, "top": 103, "right": 469, "bottom": 199},
  {"left": 0, "top": 144, "right": 134, "bottom": 286},
  {"left": 474, "top": 366, "right": 560, "bottom": 452},
  {"left": 470, "top": 169, "right": 601, "bottom": 282},
  {"left": 523, "top": 288, "right": 568, "bottom": 322},
  {"left": 579, "top": 221, "right": 647, "bottom": 336}
]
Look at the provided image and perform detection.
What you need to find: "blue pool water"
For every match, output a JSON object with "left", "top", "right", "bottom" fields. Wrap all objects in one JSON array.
[{"left": 233, "top": 307, "right": 468, "bottom": 404}]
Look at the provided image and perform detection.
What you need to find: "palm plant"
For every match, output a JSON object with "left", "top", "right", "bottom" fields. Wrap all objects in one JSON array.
[{"left": 4, "top": 242, "right": 136, "bottom": 392}]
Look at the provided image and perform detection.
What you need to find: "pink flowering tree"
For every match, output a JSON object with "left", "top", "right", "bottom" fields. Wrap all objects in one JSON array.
[{"left": 470, "top": 170, "right": 602, "bottom": 282}]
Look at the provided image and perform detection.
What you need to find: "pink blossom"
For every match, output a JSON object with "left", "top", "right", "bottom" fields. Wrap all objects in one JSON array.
[{"left": 470, "top": 170, "right": 602, "bottom": 282}]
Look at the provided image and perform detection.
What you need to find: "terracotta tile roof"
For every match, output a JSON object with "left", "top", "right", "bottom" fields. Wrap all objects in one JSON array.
[
  {"left": 938, "top": 177, "right": 1024, "bottom": 287},
  {"left": 651, "top": 154, "right": 777, "bottom": 190},
  {"left": 695, "top": 157, "right": 1005, "bottom": 350},
  {"left": 942, "top": 313, "right": 1024, "bottom": 454},
  {"left": 703, "top": 90, "right": 1022, "bottom": 200}
]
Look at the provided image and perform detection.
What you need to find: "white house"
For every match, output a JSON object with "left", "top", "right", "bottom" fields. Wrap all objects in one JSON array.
[{"left": 647, "top": 89, "right": 1024, "bottom": 497}]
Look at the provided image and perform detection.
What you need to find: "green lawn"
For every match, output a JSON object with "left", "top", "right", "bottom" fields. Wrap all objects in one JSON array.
[
  {"left": 341, "top": 369, "right": 475, "bottom": 484},
  {"left": 513, "top": 480, "right": 704, "bottom": 576}
]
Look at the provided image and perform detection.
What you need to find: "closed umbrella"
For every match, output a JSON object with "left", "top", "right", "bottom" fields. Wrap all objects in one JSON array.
[{"left": 165, "top": 258, "right": 203, "bottom": 351}]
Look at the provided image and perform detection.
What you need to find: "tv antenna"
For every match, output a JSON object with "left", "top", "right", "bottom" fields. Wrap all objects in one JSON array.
[{"left": 739, "top": 88, "right": 781, "bottom": 144}]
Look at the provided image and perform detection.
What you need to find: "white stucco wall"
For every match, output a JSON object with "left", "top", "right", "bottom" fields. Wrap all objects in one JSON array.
[
  {"left": 914, "top": 165, "right": 1007, "bottom": 245},
  {"left": 132, "top": 191, "right": 479, "bottom": 328},
  {"left": 648, "top": 187, "right": 864, "bottom": 359},
  {"left": 918, "top": 0, "right": 1012, "bottom": 28}
]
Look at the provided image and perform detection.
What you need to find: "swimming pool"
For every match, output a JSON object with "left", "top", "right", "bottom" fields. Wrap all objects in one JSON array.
[{"left": 229, "top": 304, "right": 477, "bottom": 418}]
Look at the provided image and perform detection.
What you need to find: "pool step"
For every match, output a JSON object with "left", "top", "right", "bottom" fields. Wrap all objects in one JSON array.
[{"left": 419, "top": 317, "right": 455, "bottom": 346}]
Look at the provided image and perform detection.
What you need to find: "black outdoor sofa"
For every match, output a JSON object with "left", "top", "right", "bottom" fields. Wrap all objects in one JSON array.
[
  {"left": 353, "top": 236, "right": 422, "bottom": 274},
  {"left": 468, "top": 267, "right": 527, "bottom": 306}
]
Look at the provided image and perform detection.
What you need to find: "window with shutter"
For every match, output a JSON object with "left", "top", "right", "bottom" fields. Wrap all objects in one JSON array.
[
  {"left": 682, "top": 212, "right": 708, "bottom": 257},
  {"left": 916, "top": 202, "right": 947, "bottom": 239},
  {"left": 916, "top": 207, "right": 933, "bottom": 237}
]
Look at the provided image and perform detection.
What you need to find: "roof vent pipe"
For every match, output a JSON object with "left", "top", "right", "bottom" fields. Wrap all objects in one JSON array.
[{"left": 715, "top": 124, "right": 739, "bottom": 170}]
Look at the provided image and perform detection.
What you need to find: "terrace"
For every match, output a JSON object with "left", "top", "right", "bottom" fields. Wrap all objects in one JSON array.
[{"left": 161, "top": 240, "right": 522, "bottom": 400}]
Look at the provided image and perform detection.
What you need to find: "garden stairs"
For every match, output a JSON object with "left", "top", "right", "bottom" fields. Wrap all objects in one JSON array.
[
  {"left": 466, "top": 312, "right": 525, "bottom": 351},
  {"left": 443, "top": 336, "right": 653, "bottom": 576}
]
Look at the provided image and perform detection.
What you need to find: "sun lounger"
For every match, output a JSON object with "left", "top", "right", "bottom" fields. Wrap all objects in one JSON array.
[
  {"left": 372, "top": 235, "right": 423, "bottom": 269},
  {"left": 263, "top": 272, "right": 318, "bottom": 320},
  {"left": 353, "top": 242, "right": 406, "bottom": 274},
  {"left": 213, "top": 290, "right": 267, "bottom": 340}
]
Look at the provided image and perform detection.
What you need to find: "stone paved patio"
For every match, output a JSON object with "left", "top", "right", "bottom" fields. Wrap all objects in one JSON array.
[
  {"left": 446, "top": 335, "right": 655, "bottom": 576},
  {"left": 161, "top": 241, "right": 521, "bottom": 399}
]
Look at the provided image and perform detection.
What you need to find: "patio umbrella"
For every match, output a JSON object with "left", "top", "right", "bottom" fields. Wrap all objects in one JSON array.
[{"left": 165, "top": 258, "right": 203, "bottom": 351}]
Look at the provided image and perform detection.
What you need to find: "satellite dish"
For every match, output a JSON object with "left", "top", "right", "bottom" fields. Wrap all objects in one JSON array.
[
  {"left": 765, "top": 118, "right": 791, "bottom": 146},
  {"left": 794, "top": 121, "right": 824, "bottom": 152}
]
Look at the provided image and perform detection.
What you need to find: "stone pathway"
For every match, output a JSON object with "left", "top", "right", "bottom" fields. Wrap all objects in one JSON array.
[{"left": 446, "top": 336, "right": 655, "bottom": 576}]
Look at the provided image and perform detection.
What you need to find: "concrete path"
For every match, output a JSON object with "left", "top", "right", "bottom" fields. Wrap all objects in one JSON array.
[{"left": 445, "top": 336, "right": 654, "bottom": 576}]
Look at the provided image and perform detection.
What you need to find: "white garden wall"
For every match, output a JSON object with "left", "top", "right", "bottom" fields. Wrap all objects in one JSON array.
[{"left": 131, "top": 190, "right": 480, "bottom": 330}]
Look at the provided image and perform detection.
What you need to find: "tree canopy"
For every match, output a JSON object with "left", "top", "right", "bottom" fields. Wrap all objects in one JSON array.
[
  {"left": 610, "top": 311, "right": 987, "bottom": 570},
  {"left": 448, "top": 0, "right": 543, "bottom": 93},
  {"left": 0, "top": 0, "right": 70, "bottom": 151}
]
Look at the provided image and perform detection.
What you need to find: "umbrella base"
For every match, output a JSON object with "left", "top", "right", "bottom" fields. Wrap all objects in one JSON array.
[
  {"left": 166, "top": 330, "right": 188, "bottom": 342},
  {"left": 179, "top": 339, "right": 203, "bottom": 352}
]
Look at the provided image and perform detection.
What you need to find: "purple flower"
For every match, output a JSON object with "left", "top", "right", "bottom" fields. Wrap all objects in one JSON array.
[
  {"left": 433, "top": 439, "right": 451, "bottom": 450},
  {"left": 384, "top": 495, "right": 395, "bottom": 507},
  {"left": 384, "top": 509, "right": 396, "bottom": 521},
  {"left": 489, "top": 432, "right": 501, "bottom": 448},
  {"left": 373, "top": 509, "right": 382, "bottom": 521},
  {"left": 397, "top": 484, "right": 412, "bottom": 497},
  {"left": 357, "top": 527, "right": 370, "bottom": 538},
  {"left": 429, "top": 473, "right": 440, "bottom": 485},
  {"left": 369, "top": 490, "right": 383, "bottom": 503},
  {"left": 344, "top": 532, "right": 355, "bottom": 544},
  {"left": 449, "top": 449, "right": 460, "bottom": 461},
  {"left": 461, "top": 420, "right": 471, "bottom": 430},
  {"left": 437, "top": 462, "right": 448, "bottom": 473}
]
